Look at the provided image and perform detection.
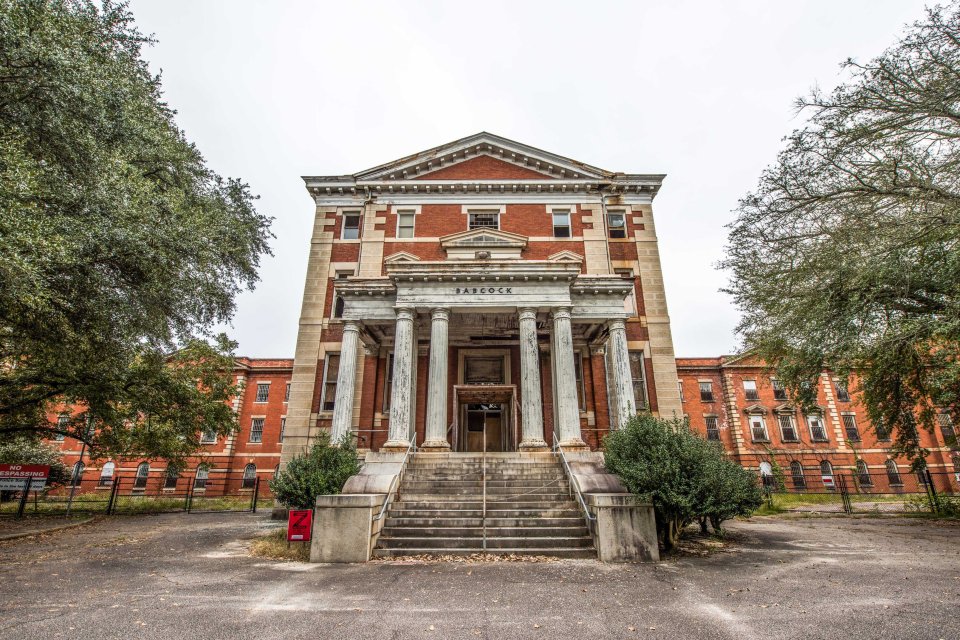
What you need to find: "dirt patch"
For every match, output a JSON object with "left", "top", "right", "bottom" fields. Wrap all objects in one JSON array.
[{"left": 249, "top": 527, "right": 310, "bottom": 562}]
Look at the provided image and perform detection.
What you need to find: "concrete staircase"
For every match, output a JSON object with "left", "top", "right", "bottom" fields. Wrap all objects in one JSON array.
[{"left": 373, "top": 452, "right": 596, "bottom": 558}]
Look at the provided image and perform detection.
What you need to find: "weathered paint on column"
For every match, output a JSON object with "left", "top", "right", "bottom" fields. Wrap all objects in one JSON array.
[
  {"left": 330, "top": 321, "right": 361, "bottom": 443},
  {"left": 608, "top": 318, "right": 636, "bottom": 428},
  {"left": 518, "top": 307, "right": 547, "bottom": 450},
  {"left": 384, "top": 307, "right": 415, "bottom": 450},
  {"left": 422, "top": 308, "right": 451, "bottom": 450},
  {"left": 552, "top": 307, "right": 586, "bottom": 448}
]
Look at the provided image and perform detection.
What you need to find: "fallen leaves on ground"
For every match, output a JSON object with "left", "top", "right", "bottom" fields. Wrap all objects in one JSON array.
[{"left": 373, "top": 553, "right": 560, "bottom": 564}]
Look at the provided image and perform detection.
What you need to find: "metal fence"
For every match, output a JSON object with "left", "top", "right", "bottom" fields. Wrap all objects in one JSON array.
[
  {"left": 0, "top": 469, "right": 273, "bottom": 518},
  {"left": 760, "top": 469, "right": 958, "bottom": 515}
]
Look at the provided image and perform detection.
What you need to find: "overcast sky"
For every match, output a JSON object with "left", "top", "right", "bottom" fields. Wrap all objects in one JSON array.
[{"left": 128, "top": 0, "right": 926, "bottom": 358}]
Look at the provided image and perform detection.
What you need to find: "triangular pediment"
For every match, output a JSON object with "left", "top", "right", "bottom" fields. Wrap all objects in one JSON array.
[
  {"left": 354, "top": 132, "right": 611, "bottom": 182},
  {"left": 547, "top": 250, "right": 584, "bottom": 263},
  {"left": 773, "top": 403, "right": 797, "bottom": 415},
  {"left": 383, "top": 251, "right": 421, "bottom": 263},
  {"left": 743, "top": 403, "right": 767, "bottom": 415},
  {"left": 439, "top": 228, "right": 529, "bottom": 249}
]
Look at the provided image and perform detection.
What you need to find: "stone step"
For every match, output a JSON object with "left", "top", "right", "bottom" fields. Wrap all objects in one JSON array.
[
  {"left": 402, "top": 476, "right": 566, "bottom": 483},
  {"left": 387, "top": 508, "right": 583, "bottom": 519},
  {"left": 384, "top": 516, "right": 587, "bottom": 528},
  {"left": 377, "top": 535, "right": 594, "bottom": 550},
  {"left": 403, "top": 471, "right": 568, "bottom": 478},
  {"left": 395, "top": 497, "right": 572, "bottom": 506},
  {"left": 372, "top": 547, "right": 596, "bottom": 559},
  {"left": 399, "top": 488, "right": 569, "bottom": 497},
  {"left": 383, "top": 526, "right": 590, "bottom": 538}
]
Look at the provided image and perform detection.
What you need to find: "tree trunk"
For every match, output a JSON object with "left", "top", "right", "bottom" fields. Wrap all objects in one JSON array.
[
  {"left": 699, "top": 516, "right": 708, "bottom": 535},
  {"left": 709, "top": 515, "right": 723, "bottom": 535}
]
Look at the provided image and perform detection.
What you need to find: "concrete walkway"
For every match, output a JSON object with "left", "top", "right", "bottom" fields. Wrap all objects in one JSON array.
[{"left": 0, "top": 512, "right": 957, "bottom": 639}]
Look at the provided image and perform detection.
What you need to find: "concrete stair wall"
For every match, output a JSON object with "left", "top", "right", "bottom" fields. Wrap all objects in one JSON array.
[{"left": 373, "top": 452, "right": 596, "bottom": 558}]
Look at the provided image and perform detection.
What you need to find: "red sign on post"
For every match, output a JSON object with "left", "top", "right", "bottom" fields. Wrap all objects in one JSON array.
[
  {"left": 287, "top": 509, "right": 313, "bottom": 542},
  {"left": 0, "top": 464, "right": 50, "bottom": 491}
]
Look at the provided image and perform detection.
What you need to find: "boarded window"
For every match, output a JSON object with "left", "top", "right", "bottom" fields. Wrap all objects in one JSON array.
[{"left": 464, "top": 356, "right": 504, "bottom": 385}]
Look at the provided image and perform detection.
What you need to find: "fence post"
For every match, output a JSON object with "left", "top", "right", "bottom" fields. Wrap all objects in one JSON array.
[
  {"left": 16, "top": 478, "right": 32, "bottom": 519},
  {"left": 925, "top": 468, "right": 940, "bottom": 515},
  {"left": 106, "top": 477, "right": 120, "bottom": 515},
  {"left": 185, "top": 478, "right": 195, "bottom": 514},
  {"left": 838, "top": 474, "right": 852, "bottom": 514},
  {"left": 251, "top": 477, "right": 260, "bottom": 513}
]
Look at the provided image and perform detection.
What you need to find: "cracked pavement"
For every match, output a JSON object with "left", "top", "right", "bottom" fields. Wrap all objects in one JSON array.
[{"left": 0, "top": 512, "right": 957, "bottom": 639}]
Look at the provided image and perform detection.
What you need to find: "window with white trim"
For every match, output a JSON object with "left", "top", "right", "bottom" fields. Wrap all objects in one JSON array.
[
  {"left": 468, "top": 211, "right": 499, "bottom": 230},
  {"left": 678, "top": 380, "right": 684, "bottom": 403},
  {"left": 249, "top": 418, "right": 264, "bottom": 443},
  {"left": 790, "top": 461, "right": 806, "bottom": 489},
  {"left": 254, "top": 383, "right": 270, "bottom": 403},
  {"left": 772, "top": 379, "right": 787, "bottom": 401},
  {"left": 552, "top": 209, "right": 571, "bottom": 238},
  {"left": 342, "top": 213, "right": 361, "bottom": 239},
  {"left": 937, "top": 413, "right": 956, "bottom": 444},
  {"left": 134, "top": 462, "right": 149, "bottom": 489},
  {"left": 856, "top": 460, "right": 873, "bottom": 487},
  {"left": 842, "top": 414, "right": 861, "bottom": 441},
  {"left": 807, "top": 414, "right": 828, "bottom": 441},
  {"left": 759, "top": 462, "right": 774, "bottom": 488},
  {"left": 820, "top": 460, "right": 834, "bottom": 485},
  {"left": 396, "top": 211, "right": 416, "bottom": 238},
  {"left": 71, "top": 462, "right": 84, "bottom": 487},
  {"left": 699, "top": 381, "right": 714, "bottom": 402},
  {"left": 242, "top": 464, "right": 257, "bottom": 489},
  {"left": 749, "top": 415, "right": 769, "bottom": 442},
  {"left": 99, "top": 461, "right": 115, "bottom": 487},
  {"left": 835, "top": 379, "right": 850, "bottom": 402},
  {"left": 200, "top": 428, "right": 217, "bottom": 444},
  {"left": 54, "top": 415, "right": 68, "bottom": 441},
  {"left": 778, "top": 414, "right": 799, "bottom": 442},
  {"left": 164, "top": 466, "right": 179, "bottom": 489},
  {"left": 629, "top": 351, "right": 648, "bottom": 410},
  {"left": 607, "top": 211, "right": 626, "bottom": 238},
  {"left": 705, "top": 416, "right": 720, "bottom": 441},
  {"left": 194, "top": 465, "right": 209, "bottom": 489},
  {"left": 885, "top": 459, "right": 902, "bottom": 485},
  {"left": 321, "top": 354, "right": 341, "bottom": 412},
  {"left": 333, "top": 270, "right": 353, "bottom": 319},
  {"left": 743, "top": 380, "right": 759, "bottom": 401}
]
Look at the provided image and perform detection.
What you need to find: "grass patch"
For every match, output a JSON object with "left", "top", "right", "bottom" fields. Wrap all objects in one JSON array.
[
  {"left": 250, "top": 527, "right": 311, "bottom": 562},
  {"left": 0, "top": 492, "right": 273, "bottom": 516}
]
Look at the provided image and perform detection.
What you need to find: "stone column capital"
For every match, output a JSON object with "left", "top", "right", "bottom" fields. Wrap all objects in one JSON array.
[
  {"left": 342, "top": 320, "right": 362, "bottom": 334},
  {"left": 551, "top": 306, "right": 572, "bottom": 321},
  {"left": 608, "top": 318, "right": 627, "bottom": 332},
  {"left": 430, "top": 307, "right": 451, "bottom": 321},
  {"left": 362, "top": 343, "right": 380, "bottom": 357},
  {"left": 590, "top": 344, "right": 607, "bottom": 356},
  {"left": 395, "top": 307, "right": 416, "bottom": 321},
  {"left": 518, "top": 307, "right": 538, "bottom": 322}
]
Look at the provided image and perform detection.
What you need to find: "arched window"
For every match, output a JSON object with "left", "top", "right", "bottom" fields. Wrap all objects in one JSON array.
[
  {"left": 164, "top": 466, "right": 180, "bottom": 490},
  {"left": 71, "top": 462, "right": 84, "bottom": 487},
  {"left": 273, "top": 464, "right": 280, "bottom": 479},
  {"left": 790, "top": 461, "right": 806, "bottom": 489},
  {"left": 242, "top": 464, "right": 257, "bottom": 489},
  {"left": 885, "top": 460, "right": 902, "bottom": 486},
  {"left": 133, "top": 462, "right": 150, "bottom": 489},
  {"left": 759, "top": 462, "right": 774, "bottom": 488},
  {"left": 856, "top": 460, "right": 873, "bottom": 487},
  {"left": 820, "top": 460, "right": 834, "bottom": 490},
  {"left": 99, "top": 461, "right": 115, "bottom": 487},
  {"left": 194, "top": 465, "right": 209, "bottom": 490}
]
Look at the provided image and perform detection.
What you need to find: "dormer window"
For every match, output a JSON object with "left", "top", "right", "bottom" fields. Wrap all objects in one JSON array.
[{"left": 468, "top": 211, "right": 499, "bottom": 230}]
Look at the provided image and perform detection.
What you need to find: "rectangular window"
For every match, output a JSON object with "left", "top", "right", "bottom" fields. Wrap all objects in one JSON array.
[
  {"left": 678, "top": 380, "right": 684, "bottom": 403},
  {"left": 54, "top": 415, "right": 68, "bottom": 441},
  {"left": 699, "top": 382, "right": 714, "bottom": 403},
  {"left": 320, "top": 354, "right": 341, "bottom": 412},
  {"left": 396, "top": 211, "right": 415, "bottom": 238},
  {"left": 835, "top": 380, "right": 850, "bottom": 402},
  {"left": 842, "top": 414, "right": 861, "bottom": 441},
  {"left": 249, "top": 418, "right": 264, "bottom": 443},
  {"left": 749, "top": 416, "right": 769, "bottom": 442},
  {"left": 284, "top": 382, "right": 291, "bottom": 403},
  {"left": 807, "top": 415, "right": 828, "bottom": 441},
  {"left": 629, "top": 351, "right": 648, "bottom": 410},
  {"left": 552, "top": 210, "right": 571, "bottom": 237},
  {"left": 614, "top": 269, "right": 637, "bottom": 316},
  {"left": 254, "top": 383, "right": 270, "bottom": 403},
  {"left": 772, "top": 379, "right": 787, "bottom": 401},
  {"left": 743, "top": 380, "right": 759, "bottom": 401},
  {"left": 279, "top": 418, "right": 286, "bottom": 443},
  {"left": 607, "top": 211, "right": 626, "bottom": 238},
  {"left": 705, "top": 416, "right": 720, "bottom": 441},
  {"left": 468, "top": 211, "right": 499, "bottom": 230},
  {"left": 937, "top": 413, "right": 956, "bottom": 444},
  {"left": 778, "top": 415, "right": 799, "bottom": 442},
  {"left": 164, "top": 468, "right": 179, "bottom": 490},
  {"left": 342, "top": 213, "right": 361, "bottom": 239},
  {"left": 200, "top": 429, "right": 217, "bottom": 444},
  {"left": 875, "top": 418, "right": 891, "bottom": 441},
  {"left": 574, "top": 352, "right": 586, "bottom": 412},
  {"left": 382, "top": 353, "right": 393, "bottom": 411}
]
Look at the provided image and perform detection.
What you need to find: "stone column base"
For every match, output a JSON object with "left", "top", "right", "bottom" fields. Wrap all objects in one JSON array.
[
  {"left": 379, "top": 443, "right": 412, "bottom": 453},
  {"left": 558, "top": 439, "right": 590, "bottom": 451},
  {"left": 419, "top": 440, "right": 451, "bottom": 452},
  {"left": 518, "top": 440, "right": 549, "bottom": 452}
]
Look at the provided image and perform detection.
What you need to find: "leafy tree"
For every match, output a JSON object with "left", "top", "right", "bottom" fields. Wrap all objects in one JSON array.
[
  {"left": 604, "top": 413, "right": 762, "bottom": 550},
  {"left": 270, "top": 433, "right": 361, "bottom": 510},
  {"left": 722, "top": 5, "right": 960, "bottom": 468},
  {"left": 0, "top": 436, "right": 69, "bottom": 488},
  {"left": 0, "top": 1, "right": 272, "bottom": 459}
]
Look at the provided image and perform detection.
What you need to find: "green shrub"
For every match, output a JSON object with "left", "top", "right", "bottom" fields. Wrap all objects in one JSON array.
[
  {"left": 269, "top": 432, "right": 361, "bottom": 509},
  {"left": 603, "top": 413, "right": 763, "bottom": 550}
]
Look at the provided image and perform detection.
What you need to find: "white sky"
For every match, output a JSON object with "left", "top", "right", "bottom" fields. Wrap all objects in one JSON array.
[{"left": 128, "top": 0, "right": 926, "bottom": 358}]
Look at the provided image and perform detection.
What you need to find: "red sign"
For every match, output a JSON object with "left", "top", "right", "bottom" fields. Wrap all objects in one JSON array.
[
  {"left": 0, "top": 464, "right": 50, "bottom": 491},
  {"left": 287, "top": 509, "right": 313, "bottom": 542}
]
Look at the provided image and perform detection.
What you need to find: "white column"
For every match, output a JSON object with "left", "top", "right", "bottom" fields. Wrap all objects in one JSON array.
[
  {"left": 518, "top": 308, "right": 547, "bottom": 450},
  {"left": 330, "top": 321, "right": 360, "bottom": 444},
  {"left": 422, "top": 308, "right": 451, "bottom": 450},
  {"left": 552, "top": 307, "right": 586, "bottom": 448},
  {"left": 384, "top": 307, "right": 415, "bottom": 450},
  {"left": 609, "top": 318, "right": 636, "bottom": 428}
]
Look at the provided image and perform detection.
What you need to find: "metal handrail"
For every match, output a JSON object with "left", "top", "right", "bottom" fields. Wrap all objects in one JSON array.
[
  {"left": 372, "top": 436, "right": 417, "bottom": 521},
  {"left": 552, "top": 431, "right": 597, "bottom": 522}
]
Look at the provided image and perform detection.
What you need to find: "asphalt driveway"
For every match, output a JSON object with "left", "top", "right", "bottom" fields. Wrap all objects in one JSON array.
[{"left": 0, "top": 512, "right": 957, "bottom": 639}]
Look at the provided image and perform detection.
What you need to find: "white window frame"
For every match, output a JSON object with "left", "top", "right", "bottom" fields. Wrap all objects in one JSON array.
[
  {"left": 249, "top": 417, "right": 265, "bottom": 444},
  {"left": 777, "top": 414, "right": 799, "bottom": 442},
  {"left": 320, "top": 353, "right": 340, "bottom": 412},
  {"left": 242, "top": 464, "right": 257, "bottom": 489},
  {"left": 807, "top": 414, "right": 829, "bottom": 441},
  {"left": 54, "top": 415, "right": 68, "bottom": 441},
  {"left": 607, "top": 210, "right": 627, "bottom": 238},
  {"left": 771, "top": 378, "right": 787, "bottom": 401},
  {"left": 629, "top": 351, "right": 648, "bottom": 410},
  {"left": 467, "top": 210, "right": 500, "bottom": 230},
  {"left": 699, "top": 381, "right": 714, "bottom": 402},
  {"left": 705, "top": 415, "right": 720, "bottom": 441},
  {"left": 99, "top": 461, "right": 115, "bottom": 487},
  {"left": 841, "top": 413, "right": 861, "bottom": 442},
  {"left": 254, "top": 382, "right": 270, "bottom": 404},
  {"left": 551, "top": 208, "right": 571, "bottom": 238},
  {"left": 341, "top": 211, "right": 361, "bottom": 240},
  {"left": 194, "top": 466, "right": 210, "bottom": 490},
  {"left": 200, "top": 428, "right": 217, "bottom": 444},
  {"left": 396, "top": 210, "right": 417, "bottom": 238},
  {"left": 743, "top": 379, "right": 759, "bottom": 401},
  {"left": 134, "top": 462, "right": 150, "bottom": 490},
  {"left": 749, "top": 415, "right": 769, "bottom": 442}
]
